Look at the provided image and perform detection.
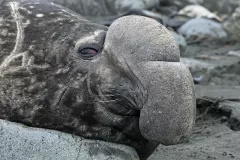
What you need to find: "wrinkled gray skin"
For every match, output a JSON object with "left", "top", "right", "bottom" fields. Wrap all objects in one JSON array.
[{"left": 0, "top": 0, "right": 195, "bottom": 159}]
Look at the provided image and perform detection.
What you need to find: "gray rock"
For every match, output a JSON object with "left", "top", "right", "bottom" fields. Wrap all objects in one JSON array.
[
  {"left": 199, "top": 0, "right": 239, "bottom": 15},
  {"left": 181, "top": 56, "right": 240, "bottom": 85},
  {"left": 224, "top": 7, "right": 240, "bottom": 40},
  {"left": 178, "top": 18, "right": 227, "bottom": 40},
  {"left": 170, "top": 31, "right": 187, "bottom": 52},
  {"left": 0, "top": 119, "right": 139, "bottom": 160},
  {"left": 51, "top": 0, "right": 159, "bottom": 17},
  {"left": 195, "top": 85, "right": 240, "bottom": 99},
  {"left": 160, "top": 0, "right": 201, "bottom": 8},
  {"left": 195, "top": 85, "right": 240, "bottom": 131},
  {"left": 227, "top": 50, "right": 240, "bottom": 57},
  {"left": 161, "top": 0, "right": 239, "bottom": 14},
  {"left": 219, "top": 101, "right": 240, "bottom": 131},
  {"left": 178, "top": 5, "right": 221, "bottom": 21}
]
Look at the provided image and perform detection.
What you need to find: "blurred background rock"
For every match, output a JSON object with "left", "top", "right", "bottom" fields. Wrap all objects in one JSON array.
[{"left": 50, "top": 0, "right": 159, "bottom": 17}]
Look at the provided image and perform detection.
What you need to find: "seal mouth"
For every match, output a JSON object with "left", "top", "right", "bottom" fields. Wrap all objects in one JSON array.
[
  {"left": 113, "top": 92, "right": 141, "bottom": 116},
  {"left": 87, "top": 72, "right": 142, "bottom": 116},
  {"left": 97, "top": 86, "right": 141, "bottom": 116}
]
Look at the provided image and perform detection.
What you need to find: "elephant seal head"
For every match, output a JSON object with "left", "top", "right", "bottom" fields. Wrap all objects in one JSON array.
[{"left": 0, "top": 0, "right": 195, "bottom": 159}]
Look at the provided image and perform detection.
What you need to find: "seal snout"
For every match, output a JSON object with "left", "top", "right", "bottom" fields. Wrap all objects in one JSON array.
[
  {"left": 95, "top": 72, "right": 146, "bottom": 116},
  {"left": 114, "top": 81, "right": 146, "bottom": 112},
  {"left": 104, "top": 15, "right": 195, "bottom": 146}
]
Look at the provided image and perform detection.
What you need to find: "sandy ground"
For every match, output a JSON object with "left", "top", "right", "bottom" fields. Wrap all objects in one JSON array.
[
  {"left": 182, "top": 40, "right": 240, "bottom": 85},
  {"left": 149, "top": 116, "right": 240, "bottom": 160}
]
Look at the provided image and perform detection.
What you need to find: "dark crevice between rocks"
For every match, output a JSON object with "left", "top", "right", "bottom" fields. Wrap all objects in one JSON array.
[{"left": 196, "top": 97, "right": 240, "bottom": 131}]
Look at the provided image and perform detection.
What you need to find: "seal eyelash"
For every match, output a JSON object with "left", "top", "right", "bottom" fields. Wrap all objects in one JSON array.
[{"left": 78, "top": 47, "right": 99, "bottom": 60}]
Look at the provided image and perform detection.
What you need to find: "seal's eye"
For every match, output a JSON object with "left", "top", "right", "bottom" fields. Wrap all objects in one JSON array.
[{"left": 78, "top": 48, "right": 99, "bottom": 60}]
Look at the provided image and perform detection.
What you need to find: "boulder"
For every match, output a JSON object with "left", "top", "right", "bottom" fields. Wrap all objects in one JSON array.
[
  {"left": 178, "top": 5, "right": 221, "bottom": 21},
  {"left": 160, "top": 0, "right": 200, "bottom": 8},
  {"left": 195, "top": 85, "right": 240, "bottom": 99},
  {"left": 178, "top": 18, "right": 227, "bottom": 40},
  {"left": 50, "top": 0, "right": 159, "bottom": 17},
  {"left": 218, "top": 101, "right": 240, "bottom": 131},
  {"left": 0, "top": 119, "right": 139, "bottom": 160},
  {"left": 160, "top": 0, "right": 239, "bottom": 14},
  {"left": 199, "top": 0, "right": 239, "bottom": 15},
  {"left": 181, "top": 56, "right": 240, "bottom": 85},
  {"left": 224, "top": 7, "right": 240, "bottom": 40},
  {"left": 170, "top": 31, "right": 187, "bottom": 52}
]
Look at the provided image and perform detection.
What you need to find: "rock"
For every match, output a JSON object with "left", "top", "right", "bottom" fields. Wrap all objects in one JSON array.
[
  {"left": 115, "top": 0, "right": 159, "bottom": 12},
  {"left": 181, "top": 58, "right": 214, "bottom": 69},
  {"left": 181, "top": 56, "right": 240, "bottom": 85},
  {"left": 160, "top": 0, "right": 239, "bottom": 14},
  {"left": 199, "top": 0, "right": 239, "bottom": 15},
  {"left": 181, "top": 56, "right": 240, "bottom": 72},
  {"left": 51, "top": 0, "right": 159, "bottom": 17},
  {"left": 178, "top": 18, "right": 227, "bottom": 40},
  {"left": 181, "top": 57, "right": 217, "bottom": 84},
  {"left": 160, "top": 0, "right": 201, "bottom": 9},
  {"left": 180, "top": 37, "right": 240, "bottom": 58},
  {"left": 227, "top": 50, "right": 240, "bottom": 57},
  {"left": 218, "top": 101, "right": 240, "bottom": 131},
  {"left": 170, "top": 31, "right": 187, "bottom": 52},
  {"left": 178, "top": 5, "right": 221, "bottom": 22},
  {"left": 224, "top": 7, "right": 240, "bottom": 40},
  {"left": 195, "top": 85, "right": 240, "bottom": 99},
  {"left": 163, "top": 15, "right": 191, "bottom": 28},
  {"left": 163, "top": 5, "right": 222, "bottom": 28},
  {"left": 197, "top": 94, "right": 240, "bottom": 132},
  {"left": 0, "top": 119, "right": 139, "bottom": 160}
]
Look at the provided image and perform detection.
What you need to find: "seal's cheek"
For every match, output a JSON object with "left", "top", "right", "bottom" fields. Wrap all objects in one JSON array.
[{"left": 138, "top": 62, "right": 196, "bottom": 145}]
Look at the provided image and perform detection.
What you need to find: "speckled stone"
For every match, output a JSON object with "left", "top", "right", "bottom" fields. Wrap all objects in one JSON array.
[
  {"left": 0, "top": 119, "right": 139, "bottom": 160},
  {"left": 178, "top": 18, "right": 227, "bottom": 40}
]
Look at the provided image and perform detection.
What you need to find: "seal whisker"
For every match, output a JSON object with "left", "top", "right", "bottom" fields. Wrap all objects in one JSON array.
[
  {"left": 124, "top": 58, "right": 147, "bottom": 106},
  {"left": 97, "top": 84, "right": 112, "bottom": 101},
  {"left": 51, "top": 86, "right": 69, "bottom": 110},
  {"left": 86, "top": 72, "right": 94, "bottom": 97},
  {"left": 93, "top": 99, "right": 120, "bottom": 103}
]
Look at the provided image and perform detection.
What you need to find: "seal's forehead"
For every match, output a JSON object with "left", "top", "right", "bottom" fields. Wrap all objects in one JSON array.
[
  {"left": 5, "top": 0, "right": 107, "bottom": 38},
  {"left": 0, "top": 0, "right": 107, "bottom": 65},
  {"left": 9, "top": 0, "right": 87, "bottom": 22}
]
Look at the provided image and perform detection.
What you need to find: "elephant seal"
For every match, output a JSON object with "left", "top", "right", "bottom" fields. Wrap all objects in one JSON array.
[{"left": 0, "top": 0, "right": 196, "bottom": 159}]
